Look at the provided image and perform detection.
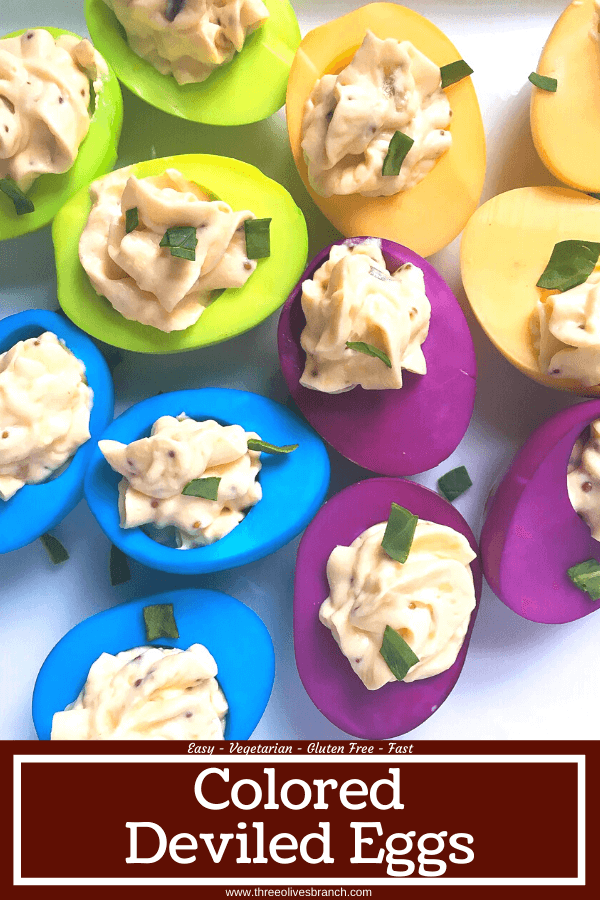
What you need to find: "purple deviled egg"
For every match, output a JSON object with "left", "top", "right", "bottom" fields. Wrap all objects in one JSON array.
[
  {"left": 278, "top": 237, "right": 476, "bottom": 475},
  {"left": 482, "top": 399, "right": 600, "bottom": 625},
  {"left": 294, "top": 477, "right": 482, "bottom": 739}
]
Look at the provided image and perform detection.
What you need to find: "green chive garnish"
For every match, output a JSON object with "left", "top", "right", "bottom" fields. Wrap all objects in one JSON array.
[
  {"left": 244, "top": 218, "right": 272, "bottom": 259},
  {"left": 40, "top": 533, "right": 69, "bottom": 565},
  {"left": 381, "top": 503, "right": 418, "bottom": 564},
  {"left": 346, "top": 341, "right": 392, "bottom": 369},
  {"left": 380, "top": 625, "right": 419, "bottom": 681},
  {"left": 143, "top": 603, "right": 180, "bottom": 642},
  {"left": 438, "top": 465, "right": 473, "bottom": 502},
  {"left": 537, "top": 240, "right": 600, "bottom": 293},
  {"left": 160, "top": 225, "right": 198, "bottom": 261},
  {"left": 567, "top": 559, "right": 600, "bottom": 601},
  {"left": 165, "top": 0, "right": 186, "bottom": 23},
  {"left": 382, "top": 131, "right": 414, "bottom": 177},
  {"left": 247, "top": 439, "right": 298, "bottom": 454},
  {"left": 528, "top": 72, "right": 557, "bottom": 93},
  {"left": 182, "top": 477, "right": 221, "bottom": 501},
  {"left": 440, "top": 60, "right": 474, "bottom": 89},
  {"left": 110, "top": 544, "right": 131, "bottom": 586},
  {"left": 0, "top": 177, "right": 34, "bottom": 216},
  {"left": 125, "top": 207, "right": 138, "bottom": 234}
]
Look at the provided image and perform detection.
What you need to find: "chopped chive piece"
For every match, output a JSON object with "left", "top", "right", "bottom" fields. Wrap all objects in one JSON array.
[
  {"left": 125, "top": 207, "right": 138, "bottom": 234},
  {"left": 143, "top": 603, "right": 179, "bottom": 642},
  {"left": 88, "top": 78, "right": 97, "bottom": 117},
  {"left": 247, "top": 439, "right": 298, "bottom": 454},
  {"left": 380, "top": 625, "right": 419, "bottom": 681},
  {"left": 182, "top": 476, "right": 221, "bottom": 501},
  {"left": 244, "top": 218, "right": 272, "bottom": 259},
  {"left": 165, "top": 0, "right": 186, "bottom": 22},
  {"left": 381, "top": 503, "right": 418, "bottom": 564},
  {"left": 567, "top": 559, "right": 600, "bottom": 601},
  {"left": 438, "top": 465, "right": 473, "bottom": 502},
  {"left": 0, "top": 177, "right": 34, "bottom": 215},
  {"left": 537, "top": 240, "right": 600, "bottom": 293},
  {"left": 382, "top": 131, "right": 414, "bottom": 177},
  {"left": 528, "top": 72, "right": 557, "bottom": 93},
  {"left": 40, "top": 533, "right": 69, "bottom": 565},
  {"left": 110, "top": 544, "right": 131, "bottom": 586},
  {"left": 346, "top": 341, "right": 392, "bottom": 369},
  {"left": 159, "top": 225, "right": 197, "bottom": 261},
  {"left": 440, "top": 59, "right": 474, "bottom": 89}
]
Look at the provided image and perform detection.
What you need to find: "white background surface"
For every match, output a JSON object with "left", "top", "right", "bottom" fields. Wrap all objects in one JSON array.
[{"left": 2, "top": 0, "right": 599, "bottom": 741}]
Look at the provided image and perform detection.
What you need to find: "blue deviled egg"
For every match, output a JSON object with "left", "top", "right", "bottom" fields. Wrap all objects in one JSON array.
[
  {"left": 84, "top": 388, "right": 330, "bottom": 574},
  {"left": 33, "top": 588, "right": 275, "bottom": 740},
  {"left": 0, "top": 309, "right": 114, "bottom": 554}
]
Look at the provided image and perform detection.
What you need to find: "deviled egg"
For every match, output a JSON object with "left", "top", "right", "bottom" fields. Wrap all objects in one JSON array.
[
  {"left": 0, "top": 27, "right": 122, "bottom": 241},
  {"left": 285, "top": 2, "right": 486, "bottom": 257},
  {"left": 85, "top": 0, "right": 301, "bottom": 125},
  {"left": 461, "top": 185, "right": 600, "bottom": 395},
  {"left": 33, "top": 589, "right": 275, "bottom": 740},
  {"left": 85, "top": 388, "right": 329, "bottom": 574},
  {"left": 53, "top": 154, "right": 308, "bottom": 352},
  {"left": 78, "top": 166, "right": 262, "bottom": 333},
  {"left": 481, "top": 399, "right": 600, "bottom": 624},
  {"left": 0, "top": 309, "right": 114, "bottom": 555},
  {"left": 99, "top": 414, "right": 264, "bottom": 549},
  {"left": 295, "top": 477, "right": 482, "bottom": 738},
  {"left": 530, "top": 0, "right": 600, "bottom": 193},
  {"left": 278, "top": 236, "right": 476, "bottom": 475}
]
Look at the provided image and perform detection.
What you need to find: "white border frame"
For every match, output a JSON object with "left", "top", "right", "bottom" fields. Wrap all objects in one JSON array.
[{"left": 13, "top": 754, "right": 586, "bottom": 886}]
